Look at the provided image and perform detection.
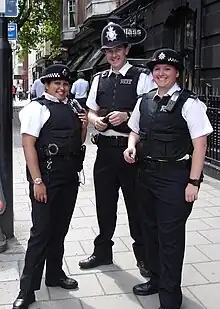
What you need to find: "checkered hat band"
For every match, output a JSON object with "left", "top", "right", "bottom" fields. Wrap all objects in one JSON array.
[{"left": 43, "top": 73, "right": 61, "bottom": 79}]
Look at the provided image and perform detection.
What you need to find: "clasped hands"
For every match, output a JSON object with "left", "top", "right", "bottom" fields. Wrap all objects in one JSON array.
[{"left": 94, "top": 111, "right": 129, "bottom": 131}]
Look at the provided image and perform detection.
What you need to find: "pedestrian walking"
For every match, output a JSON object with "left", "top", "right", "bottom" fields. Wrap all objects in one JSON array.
[
  {"left": 13, "top": 64, "right": 88, "bottom": 309},
  {"left": 124, "top": 48, "right": 213, "bottom": 309},
  {"left": 31, "top": 78, "right": 45, "bottom": 98},
  {"left": 78, "top": 22, "right": 155, "bottom": 276},
  {"left": 70, "top": 72, "right": 89, "bottom": 109}
]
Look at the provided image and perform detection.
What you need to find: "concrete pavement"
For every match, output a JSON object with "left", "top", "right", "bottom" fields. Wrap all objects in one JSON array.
[{"left": 0, "top": 108, "right": 220, "bottom": 309}]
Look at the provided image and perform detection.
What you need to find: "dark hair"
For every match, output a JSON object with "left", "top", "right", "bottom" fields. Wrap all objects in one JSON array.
[{"left": 77, "top": 72, "right": 85, "bottom": 79}]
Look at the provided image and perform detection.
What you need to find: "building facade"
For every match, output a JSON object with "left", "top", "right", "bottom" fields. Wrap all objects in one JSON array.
[{"left": 61, "top": 0, "right": 220, "bottom": 88}]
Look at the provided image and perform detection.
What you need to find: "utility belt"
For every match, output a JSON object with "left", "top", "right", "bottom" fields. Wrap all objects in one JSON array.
[
  {"left": 139, "top": 157, "right": 192, "bottom": 171},
  {"left": 91, "top": 134, "right": 128, "bottom": 147}
]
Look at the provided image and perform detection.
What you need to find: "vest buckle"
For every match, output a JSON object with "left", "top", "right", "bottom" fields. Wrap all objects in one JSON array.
[{"left": 48, "top": 143, "right": 59, "bottom": 156}]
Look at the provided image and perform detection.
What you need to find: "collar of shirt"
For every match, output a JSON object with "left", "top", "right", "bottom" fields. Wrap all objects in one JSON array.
[
  {"left": 153, "top": 83, "right": 181, "bottom": 100},
  {"left": 43, "top": 92, "right": 68, "bottom": 104},
  {"left": 108, "top": 62, "right": 132, "bottom": 77}
]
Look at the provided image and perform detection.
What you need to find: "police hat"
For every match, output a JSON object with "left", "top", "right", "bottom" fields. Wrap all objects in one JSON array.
[
  {"left": 147, "top": 49, "right": 183, "bottom": 71},
  {"left": 101, "top": 22, "right": 128, "bottom": 50},
  {"left": 40, "top": 64, "right": 70, "bottom": 84}
]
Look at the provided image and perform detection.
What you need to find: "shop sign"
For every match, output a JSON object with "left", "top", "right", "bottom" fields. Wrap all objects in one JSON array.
[{"left": 123, "top": 25, "right": 147, "bottom": 45}]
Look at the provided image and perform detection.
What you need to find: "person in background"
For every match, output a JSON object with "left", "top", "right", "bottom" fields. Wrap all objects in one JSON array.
[
  {"left": 31, "top": 78, "right": 45, "bottom": 99},
  {"left": 12, "top": 64, "right": 88, "bottom": 309},
  {"left": 78, "top": 22, "right": 155, "bottom": 277},
  {"left": 70, "top": 72, "right": 89, "bottom": 109},
  {"left": 124, "top": 48, "right": 213, "bottom": 309}
]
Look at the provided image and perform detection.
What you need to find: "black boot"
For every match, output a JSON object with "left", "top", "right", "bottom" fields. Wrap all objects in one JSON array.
[
  {"left": 12, "top": 290, "right": 35, "bottom": 309},
  {"left": 45, "top": 275, "right": 78, "bottom": 290},
  {"left": 133, "top": 281, "right": 158, "bottom": 296},
  {"left": 137, "top": 260, "right": 152, "bottom": 278},
  {"left": 79, "top": 254, "right": 113, "bottom": 269}
]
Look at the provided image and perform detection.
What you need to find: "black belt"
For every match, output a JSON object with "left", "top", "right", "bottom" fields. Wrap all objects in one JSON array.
[
  {"left": 98, "top": 135, "right": 128, "bottom": 147},
  {"left": 140, "top": 157, "right": 191, "bottom": 170}
]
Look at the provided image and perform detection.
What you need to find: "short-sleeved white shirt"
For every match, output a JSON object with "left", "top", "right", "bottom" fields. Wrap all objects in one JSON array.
[
  {"left": 19, "top": 92, "right": 68, "bottom": 138},
  {"left": 128, "top": 83, "right": 213, "bottom": 140},
  {"left": 86, "top": 62, "right": 156, "bottom": 136}
]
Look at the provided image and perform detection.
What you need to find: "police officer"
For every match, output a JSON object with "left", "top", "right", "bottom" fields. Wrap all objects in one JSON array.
[
  {"left": 13, "top": 64, "right": 88, "bottom": 309},
  {"left": 78, "top": 22, "right": 155, "bottom": 275},
  {"left": 124, "top": 49, "right": 213, "bottom": 309}
]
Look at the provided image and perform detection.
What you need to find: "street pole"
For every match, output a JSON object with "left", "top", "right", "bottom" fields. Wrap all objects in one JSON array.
[{"left": 0, "top": 14, "right": 14, "bottom": 239}]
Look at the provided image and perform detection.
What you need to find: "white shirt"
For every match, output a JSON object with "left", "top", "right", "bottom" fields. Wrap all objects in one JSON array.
[
  {"left": 128, "top": 83, "right": 213, "bottom": 140},
  {"left": 71, "top": 78, "right": 89, "bottom": 99},
  {"left": 31, "top": 79, "right": 45, "bottom": 98},
  {"left": 86, "top": 62, "right": 156, "bottom": 136},
  {"left": 19, "top": 92, "right": 68, "bottom": 138}
]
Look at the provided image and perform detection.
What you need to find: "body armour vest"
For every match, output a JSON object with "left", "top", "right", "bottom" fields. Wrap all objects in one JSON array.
[
  {"left": 35, "top": 98, "right": 82, "bottom": 162},
  {"left": 96, "top": 66, "right": 143, "bottom": 133},
  {"left": 139, "top": 89, "right": 195, "bottom": 161}
]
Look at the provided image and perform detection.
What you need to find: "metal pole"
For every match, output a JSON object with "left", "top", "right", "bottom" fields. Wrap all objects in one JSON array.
[{"left": 0, "top": 15, "right": 14, "bottom": 239}]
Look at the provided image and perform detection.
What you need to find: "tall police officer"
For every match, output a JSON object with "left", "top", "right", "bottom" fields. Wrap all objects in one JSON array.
[
  {"left": 78, "top": 22, "right": 155, "bottom": 275},
  {"left": 13, "top": 64, "right": 88, "bottom": 309},
  {"left": 124, "top": 49, "right": 213, "bottom": 309}
]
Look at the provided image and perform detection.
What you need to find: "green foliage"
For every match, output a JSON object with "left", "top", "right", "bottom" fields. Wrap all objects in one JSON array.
[{"left": 11, "top": 0, "right": 61, "bottom": 58}]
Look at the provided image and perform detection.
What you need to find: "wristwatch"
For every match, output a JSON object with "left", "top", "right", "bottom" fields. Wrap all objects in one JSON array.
[
  {"left": 188, "top": 178, "right": 200, "bottom": 187},
  {"left": 33, "top": 178, "right": 42, "bottom": 185}
]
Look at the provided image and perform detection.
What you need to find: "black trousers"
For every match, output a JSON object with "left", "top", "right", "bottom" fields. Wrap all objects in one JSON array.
[
  {"left": 20, "top": 167, "right": 79, "bottom": 292},
  {"left": 137, "top": 162, "right": 193, "bottom": 309},
  {"left": 76, "top": 98, "right": 87, "bottom": 110},
  {"left": 93, "top": 142, "right": 146, "bottom": 263}
]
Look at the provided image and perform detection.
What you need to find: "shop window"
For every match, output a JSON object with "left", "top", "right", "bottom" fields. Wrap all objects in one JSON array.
[{"left": 68, "top": 0, "right": 76, "bottom": 28}]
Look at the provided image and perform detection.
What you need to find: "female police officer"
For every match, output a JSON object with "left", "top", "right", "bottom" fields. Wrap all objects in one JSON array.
[
  {"left": 124, "top": 49, "right": 213, "bottom": 309},
  {"left": 13, "top": 64, "right": 88, "bottom": 309}
]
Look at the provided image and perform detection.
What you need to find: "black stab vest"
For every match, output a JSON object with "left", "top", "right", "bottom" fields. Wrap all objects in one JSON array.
[
  {"left": 96, "top": 66, "right": 142, "bottom": 133},
  {"left": 138, "top": 89, "right": 195, "bottom": 161}
]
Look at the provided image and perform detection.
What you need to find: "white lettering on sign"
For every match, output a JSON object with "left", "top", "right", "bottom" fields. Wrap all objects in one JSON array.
[
  {"left": 124, "top": 28, "right": 142, "bottom": 37},
  {"left": 120, "top": 79, "right": 133, "bottom": 85}
]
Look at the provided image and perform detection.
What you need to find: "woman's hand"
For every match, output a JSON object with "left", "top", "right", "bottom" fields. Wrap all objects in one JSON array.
[
  {"left": 78, "top": 111, "right": 88, "bottom": 129},
  {"left": 185, "top": 183, "right": 199, "bottom": 202},
  {"left": 108, "top": 111, "right": 129, "bottom": 126},
  {"left": 94, "top": 117, "right": 108, "bottom": 131},
  {"left": 123, "top": 147, "right": 136, "bottom": 164},
  {"left": 34, "top": 183, "right": 47, "bottom": 203}
]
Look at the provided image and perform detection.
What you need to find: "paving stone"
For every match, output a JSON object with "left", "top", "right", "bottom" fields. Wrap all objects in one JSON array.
[
  {"left": 189, "top": 208, "right": 213, "bottom": 219},
  {"left": 199, "top": 229, "right": 220, "bottom": 243},
  {"left": 37, "top": 299, "right": 82, "bottom": 309},
  {"left": 64, "top": 241, "right": 85, "bottom": 256},
  {"left": 14, "top": 195, "right": 30, "bottom": 203},
  {"left": 0, "top": 262, "right": 19, "bottom": 282},
  {"left": 205, "top": 207, "right": 220, "bottom": 216},
  {"left": 13, "top": 202, "right": 30, "bottom": 212},
  {"left": 136, "top": 294, "right": 160, "bottom": 309},
  {"left": 65, "top": 228, "right": 96, "bottom": 241},
  {"left": 193, "top": 261, "right": 220, "bottom": 283},
  {"left": 186, "top": 219, "right": 212, "bottom": 231},
  {"left": 120, "top": 236, "right": 133, "bottom": 250},
  {"left": 184, "top": 246, "right": 210, "bottom": 264},
  {"left": 201, "top": 217, "right": 220, "bottom": 229},
  {"left": 81, "top": 294, "right": 143, "bottom": 309},
  {"left": 14, "top": 210, "right": 32, "bottom": 221},
  {"left": 48, "top": 274, "right": 104, "bottom": 299},
  {"left": 70, "top": 216, "right": 98, "bottom": 229},
  {"left": 206, "top": 189, "right": 220, "bottom": 197},
  {"left": 182, "top": 265, "right": 208, "bottom": 286},
  {"left": 189, "top": 283, "right": 220, "bottom": 309},
  {"left": 96, "top": 269, "right": 143, "bottom": 294},
  {"left": 35, "top": 281, "right": 50, "bottom": 301},
  {"left": 208, "top": 197, "right": 220, "bottom": 206},
  {"left": 75, "top": 198, "right": 94, "bottom": 207},
  {"left": 72, "top": 208, "right": 85, "bottom": 218},
  {"left": 80, "top": 206, "right": 96, "bottom": 216},
  {"left": 113, "top": 251, "right": 137, "bottom": 270},
  {"left": 198, "top": 191, "right": 216, "bottom": 199},
  {"left": 186, "top": 231, "right": 211, "bottom": 246},
  {"left": 197, "top": 244, "right": 220, "bottom": 261},
  {"left": 193, "top": 199, "right": 214, "bottom": 208},
  {"left": 0, "top": 281, "right": 20, "bottom": 305}
]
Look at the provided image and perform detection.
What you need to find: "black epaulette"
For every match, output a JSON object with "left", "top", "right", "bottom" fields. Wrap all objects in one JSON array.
[
  {"left": 184, "top": 89, "right": 198, "bottom": 99},
  {"left": 136, "top": 67, "right": 151, "bottom": 75},
  {"left": 138, "top": 89, "right": 157, "bottom": 101},
  {"left": 93, "top": 70, "right": 109, "bottom": 79}
]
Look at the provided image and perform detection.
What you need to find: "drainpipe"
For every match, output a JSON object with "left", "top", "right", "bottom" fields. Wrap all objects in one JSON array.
[{"left": 194, "top": 0, "right": 202, "bottom": 87}]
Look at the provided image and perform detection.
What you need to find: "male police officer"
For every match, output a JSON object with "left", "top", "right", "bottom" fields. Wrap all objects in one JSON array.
[{"left": 79, "top": 22, "right": 155, "bottom": 274}]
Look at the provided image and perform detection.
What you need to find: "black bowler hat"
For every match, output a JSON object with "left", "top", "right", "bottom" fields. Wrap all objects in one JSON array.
[
  {"left": 147, "top": 49, "right": 183, "bottom": 71},
  {"left": 101, "top": 22, "right": 128, "bottom": 50},
  {"left": 40, "top": 64, "right": 70, "bottom": 84}
]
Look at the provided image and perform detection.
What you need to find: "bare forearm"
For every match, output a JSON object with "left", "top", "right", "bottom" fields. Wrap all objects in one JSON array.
[
  {"left": 88, "top": 110, "right": 99, "bottom": 125},
  {"left": 190, "top": 142, "right": 207, "bottom": 179},
  {"left": 23, "top": 145, "right": 41, "bottom": 181},
  {"left": 128, "top": 131, "right": 140, "bottom": 148}
]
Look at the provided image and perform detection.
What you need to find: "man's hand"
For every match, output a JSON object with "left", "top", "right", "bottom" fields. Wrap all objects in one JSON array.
[
  {"left": 94, "top": 117, "right": 108, "bottom": 131},
  {"left": 34, "top": 183, "right": 47, "bottom": 203},
  {"left": 185, "top": 183, "right": 199, "bottom": 203},
  {"left": 124, "top": 147, "right": 136, "bottom": 164},
  {"left": 78, "top": 111, "right": 88, "bottom": 129},
  {"left": 108, "top": 111, "right": 129, "bottom": 126}
]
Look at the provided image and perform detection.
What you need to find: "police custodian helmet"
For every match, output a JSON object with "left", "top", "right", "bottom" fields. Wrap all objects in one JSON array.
[
  {"left": 40, "top": 64, "right": 71, "bottom": 84},
  {"left": 147, "top": 49, "right": 183, "bottom": 72},
  {"left": 101, "top": 22, "right": 128, "bottom": 50}
]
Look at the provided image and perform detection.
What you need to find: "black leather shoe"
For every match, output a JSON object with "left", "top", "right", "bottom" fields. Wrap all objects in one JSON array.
[
  {"left": 45, "top": 276, "right": 78, "bottom": 290},
  {"left": 79, "top": 254, "right": 113, "bottom": 269},
  {"left": 137, "top": 261, "right": 152, "bottom": 278},
  {"left": 133, "top": 281, "right": 158, "bottom": 296},
  {"left": 12, "top": 290, "right": 35, "bottom": 309}
]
